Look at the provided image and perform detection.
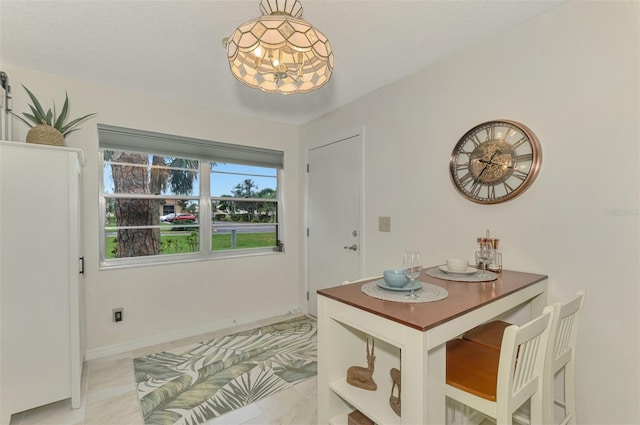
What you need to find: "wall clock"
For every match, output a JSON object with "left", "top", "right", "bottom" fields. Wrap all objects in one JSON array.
[{"left": 449, "top": 120, "right": 542, "bottom": 204}]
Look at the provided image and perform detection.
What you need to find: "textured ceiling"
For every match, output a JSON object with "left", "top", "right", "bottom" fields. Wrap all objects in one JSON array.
[{"left": 0, "top": 0, "right": 564, "bottom": 126}]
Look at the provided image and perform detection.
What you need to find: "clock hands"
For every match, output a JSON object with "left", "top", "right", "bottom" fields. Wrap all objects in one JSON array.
[
  {"left": 477, "top": 149, "right": 502, "bottom": 180},
  {"left": 481, "top": 149, "right": 502, "bottom": 165}
]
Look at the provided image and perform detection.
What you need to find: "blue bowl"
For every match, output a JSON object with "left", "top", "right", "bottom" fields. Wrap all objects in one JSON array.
[{"left": 383, "top": 269, "right": 410, "bottom": 287}]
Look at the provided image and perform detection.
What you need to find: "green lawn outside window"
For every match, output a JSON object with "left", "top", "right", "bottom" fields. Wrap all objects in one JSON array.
[{"left": 105, "top": 232, "right": 276, "bottom": 258}]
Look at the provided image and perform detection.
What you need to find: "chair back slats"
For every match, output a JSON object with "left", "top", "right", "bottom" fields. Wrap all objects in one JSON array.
[
  {"left": 496, "top": 306, "right": 554, "bottom": 420},
  {"left": 554, "top": 314, "right": 574, "bottom": 365},
  {"left": 546, "top": 290, "right": 586, "bottom": 425},
  {"left": 510, "top": 377, "right": 538, "bottom": 412},
  {"left": 511, "top": 327, "right": 541, "bottom": 399},
  {"left": 555, "top": 314, "right": 573, "bottom": 356},
  {"left": 515, "top": 336, "right": 541, "bottom": 392},
  {"left": 551, "top": 292, "right": 584, "bottom": 373}
]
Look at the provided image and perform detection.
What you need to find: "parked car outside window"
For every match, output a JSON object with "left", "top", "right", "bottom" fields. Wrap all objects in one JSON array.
[
  {"left": 160, "top": 213, "right": 176, "bottom": 222},
  {"left": 166, "top": 213, "right": 196, "bottom": 223}
]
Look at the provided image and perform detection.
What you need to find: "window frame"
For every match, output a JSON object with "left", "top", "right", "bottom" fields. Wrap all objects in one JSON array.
[{"left": 99, "top": 149, "right": 283, "bottom": 270}]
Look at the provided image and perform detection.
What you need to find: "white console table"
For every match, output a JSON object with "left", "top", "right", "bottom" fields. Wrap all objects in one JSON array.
[{"left": 317, "top": 269, "right": 547, "bottom": 425}]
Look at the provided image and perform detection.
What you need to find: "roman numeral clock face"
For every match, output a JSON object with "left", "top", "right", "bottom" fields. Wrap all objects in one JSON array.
[{"left": 449, "top": 120, "right": 542, "bottom": 204}]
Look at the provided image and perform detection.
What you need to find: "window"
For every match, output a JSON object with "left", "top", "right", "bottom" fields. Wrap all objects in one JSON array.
[
  {"left": 210, "top": 163, "right": 279, "bottom": 252},
  {"left": 98, "top": 125, "right": 283, "bottom": 268}
]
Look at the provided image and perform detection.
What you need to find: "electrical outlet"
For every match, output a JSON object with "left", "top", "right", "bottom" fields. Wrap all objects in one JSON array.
[
  {"left": 113, "top": 308, "right": 123, "bottom": 323},
  {"left": 379, "top": 216, "right": 391, "bottom": 232}
]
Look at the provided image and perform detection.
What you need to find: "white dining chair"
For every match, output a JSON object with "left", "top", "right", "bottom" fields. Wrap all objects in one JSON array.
[
  {"left": 446, "top": 306, "right": 555, "bottom": 425},
  {"left": 461, "top": 290, "right": 586, "bottom": 425}
]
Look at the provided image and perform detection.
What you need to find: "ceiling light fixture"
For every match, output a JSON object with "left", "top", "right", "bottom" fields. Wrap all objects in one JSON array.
[{"left": 223, "top": 0, "right": 333, "bottom": 95}]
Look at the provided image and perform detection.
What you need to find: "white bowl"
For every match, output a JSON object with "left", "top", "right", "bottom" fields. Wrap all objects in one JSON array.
[{"left": 446, "top": 258, "right": 468, "bottom": 272}]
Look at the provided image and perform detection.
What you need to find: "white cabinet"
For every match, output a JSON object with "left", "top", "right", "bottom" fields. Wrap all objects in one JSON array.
[{"left": 0, "top": 141, "right": 85, "bottom": 425}]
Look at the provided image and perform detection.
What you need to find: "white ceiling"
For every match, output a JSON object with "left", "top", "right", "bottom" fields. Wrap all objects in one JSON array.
[{"left": 0, "top": 0, "right": 564, "bottom": 126}]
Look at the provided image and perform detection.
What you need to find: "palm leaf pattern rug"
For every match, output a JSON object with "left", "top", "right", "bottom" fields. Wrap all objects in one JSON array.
[{"left": 134, "top": 316, "right": 317, "bottom": 425}]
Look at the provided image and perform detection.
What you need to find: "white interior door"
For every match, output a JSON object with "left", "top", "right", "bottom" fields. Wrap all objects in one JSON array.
[{"left": 307, "top": 134, "right": 362, "bottom": 316}]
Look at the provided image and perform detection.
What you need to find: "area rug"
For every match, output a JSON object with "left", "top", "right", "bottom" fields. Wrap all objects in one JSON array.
[{"left": 134, "top": 315, "right": 317, "bottom": 425}]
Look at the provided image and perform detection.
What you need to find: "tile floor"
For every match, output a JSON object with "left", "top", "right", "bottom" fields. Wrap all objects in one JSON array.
[{"left": 8, "top": 314, "right": 317, "bottom": 425}]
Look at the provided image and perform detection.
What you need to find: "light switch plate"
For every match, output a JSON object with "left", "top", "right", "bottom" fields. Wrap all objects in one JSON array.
[{"left": 379, "top": 216, "right": 391, "bottom": 232}]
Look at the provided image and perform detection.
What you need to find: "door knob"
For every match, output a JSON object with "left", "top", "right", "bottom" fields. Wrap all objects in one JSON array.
[{"left": 344, "top": 244, "right": 358, "bottom": 251}]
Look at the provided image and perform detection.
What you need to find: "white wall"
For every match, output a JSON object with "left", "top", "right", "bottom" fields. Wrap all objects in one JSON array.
[
  {"left": 4, "top": 65, "right": 302, "bottom": 358},
  {"left": 301, "top": 2, "right": 639, "bottom": 424}
]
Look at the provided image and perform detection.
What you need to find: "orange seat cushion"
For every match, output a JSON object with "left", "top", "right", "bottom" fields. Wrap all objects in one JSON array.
[
  {"left": 462, "top": 320, "right": 511, "bottom": 351},
  {"left": 446, "top": 339, "right": 500, "bottom": 401}
]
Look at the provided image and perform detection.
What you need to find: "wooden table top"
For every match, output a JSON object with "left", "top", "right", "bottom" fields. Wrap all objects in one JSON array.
[{"left": 317, "top": 268, "right": 547, "bottom": 331}]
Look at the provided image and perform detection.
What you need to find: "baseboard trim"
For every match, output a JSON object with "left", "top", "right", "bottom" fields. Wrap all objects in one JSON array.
[{"left": 85, "top": 306, "right": 301, "bottom": 361}]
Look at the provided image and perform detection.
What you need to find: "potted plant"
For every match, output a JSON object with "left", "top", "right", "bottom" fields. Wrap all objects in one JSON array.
[{"left": 12, "top": 85, "right": 96, "bottom": 146}]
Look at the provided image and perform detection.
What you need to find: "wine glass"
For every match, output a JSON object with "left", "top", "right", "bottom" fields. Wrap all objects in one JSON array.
[
  {"left": 477, "top": 241, "right": 492, "bottom": 278},
  {"left": 403, "top": 251, "right": 422, "bottom": 300}
]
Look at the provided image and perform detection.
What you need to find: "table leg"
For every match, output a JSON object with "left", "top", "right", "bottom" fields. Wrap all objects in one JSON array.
[
  {"left": 426, "top": 344, "right": 447, "bottom": 425},
  {"left": 401, "top": 329, "right": 426, "bottom": 424},
  {"left": 317, "top": 296, "right": 329, "bottom": 425}
]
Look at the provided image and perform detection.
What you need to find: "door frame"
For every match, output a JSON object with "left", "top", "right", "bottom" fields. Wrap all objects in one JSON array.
[{"left": 303, "top": 127, "right": 365, "bottom": 314}]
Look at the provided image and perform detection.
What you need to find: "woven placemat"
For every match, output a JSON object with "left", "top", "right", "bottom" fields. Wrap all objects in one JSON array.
[
  {"left": 361, "top": 280, "right": 448, "bottom": 303},
  {"left": 424, "top": 266, "right": 498, "bottom": 282}
]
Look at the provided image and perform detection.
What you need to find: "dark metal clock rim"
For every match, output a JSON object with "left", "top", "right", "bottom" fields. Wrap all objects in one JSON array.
[{"left": 449, "top": 119, "right": 542, "bottom": 204}]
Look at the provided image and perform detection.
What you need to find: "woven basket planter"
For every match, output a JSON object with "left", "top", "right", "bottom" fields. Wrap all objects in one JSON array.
[{"left": 26, "top": 124, "right": 65, "bottom": 147}]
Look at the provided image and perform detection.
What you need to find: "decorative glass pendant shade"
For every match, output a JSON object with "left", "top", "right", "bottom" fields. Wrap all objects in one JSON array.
[{"left": 225, "top": 0, "right": 334, "bottom": 95}]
